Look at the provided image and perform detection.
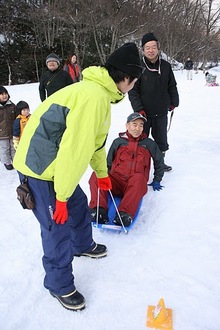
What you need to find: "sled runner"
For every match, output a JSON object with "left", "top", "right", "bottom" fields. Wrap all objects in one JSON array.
[{"left": 92, "top": 193, "right": 142, "bottom": 233}]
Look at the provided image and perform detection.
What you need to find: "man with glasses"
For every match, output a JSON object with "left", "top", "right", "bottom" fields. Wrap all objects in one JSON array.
[
  {"left": 39, "top": 53, "right": 73, "bottom": 101},
  {"left": 128, "top": 33, "right": 179, "bottom": 171}
]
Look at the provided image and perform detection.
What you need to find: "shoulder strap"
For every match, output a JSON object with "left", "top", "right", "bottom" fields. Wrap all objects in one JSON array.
[{"left": 46, "top": 70, "right": 62, "bottom": 86}]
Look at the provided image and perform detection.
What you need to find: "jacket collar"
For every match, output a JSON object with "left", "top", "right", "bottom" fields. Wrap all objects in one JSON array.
[
  {"left": 119, "top": 131, "right": 147, "bottom": 141},
  {"left": 0, "top": 99, "right": 12, "bottom": 107}
]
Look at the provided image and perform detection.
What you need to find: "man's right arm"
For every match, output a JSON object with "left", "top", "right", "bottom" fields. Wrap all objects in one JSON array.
[{"left": 39, "top": 76, "right": 46, "bottom": 102}]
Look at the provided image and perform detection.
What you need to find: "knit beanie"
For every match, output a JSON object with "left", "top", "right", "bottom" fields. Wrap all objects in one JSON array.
[
  {"left": 0, "top": 86, "right": 9, "bottom": 95},
  {"left": 16, "top": 101, "right": 29, "bottom": 114},
  {"left": 0, "top": 86, "right": 10, "bottom": 100},
  {"left": 46, "top": 53, "right": 60, "bottom": 65},
  {"left": 106, "top": 42, "right": 142, "bottom": 79},
  {"left": 141, "top": 33, "right": 158, "bottom": 47}
]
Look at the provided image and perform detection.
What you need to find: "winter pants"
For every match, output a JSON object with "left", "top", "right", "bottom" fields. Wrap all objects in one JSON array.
[
  {"left": 144, "top": 114, "right": 168, "bottom": 152},
  {"left": 89, "top": 171, "right": 148, "bottom": 218},
  {"left": 0, "top": 139, "right": 15, "bottom": 165},
  {"left": 187, "top": 70, "right": 193, "bottom": 80},
  {"left": 18, "top": 173, "right": 94, "bottom": 296}
]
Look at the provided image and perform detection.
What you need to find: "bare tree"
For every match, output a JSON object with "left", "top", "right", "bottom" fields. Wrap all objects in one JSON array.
[
  {"left": 199, "top": 0, "right": 220, "bottom": 66},
  {"left": 1, "top": 0, "right": 220, "bottom": 84}
]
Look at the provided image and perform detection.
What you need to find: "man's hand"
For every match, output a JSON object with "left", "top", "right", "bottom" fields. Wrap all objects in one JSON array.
[
  {"left": 168, "top": 105, "right": 175, "bottom": 111},
  {"left": 53, "top": 200, "right": 68, "bottom": 224},
  {"left": 97, "top": 176, "right": 112, "bottom": 190},
  {"left": 139, "top": 110, "right": 147, "bottom": 117}
]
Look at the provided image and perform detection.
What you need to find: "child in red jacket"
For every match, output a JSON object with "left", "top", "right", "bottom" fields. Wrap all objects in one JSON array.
[{"left": 89, "top": 112, "right": 165, "bottom": 227}]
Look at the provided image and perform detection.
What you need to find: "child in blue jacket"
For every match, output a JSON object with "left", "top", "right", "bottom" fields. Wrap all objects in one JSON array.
[{"left": 13, "top": 101, "right": 31, "bottom": 150}]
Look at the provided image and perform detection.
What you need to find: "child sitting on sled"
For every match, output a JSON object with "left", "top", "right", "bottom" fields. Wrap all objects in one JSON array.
[
  {"left": 88, "top": 112, "right": 165, "bottom": 227},
  {"left": 205, "top": 72, "right": 219, "bottom": 86}
]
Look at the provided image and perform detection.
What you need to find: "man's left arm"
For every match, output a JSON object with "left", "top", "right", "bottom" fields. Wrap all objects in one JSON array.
[
  {"left": 54, "top": 100, "right": 109, "bottom": 201},
  {"left": 90, "top": 136, "right": 109, "bottom": 179},
  {"left": 145, "top": 139, "right": 165, "bottom": 182}
]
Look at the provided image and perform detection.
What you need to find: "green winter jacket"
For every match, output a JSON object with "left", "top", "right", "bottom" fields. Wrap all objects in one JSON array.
[{"left": 13, "top": 66, "right": 124, "bottom": 201}]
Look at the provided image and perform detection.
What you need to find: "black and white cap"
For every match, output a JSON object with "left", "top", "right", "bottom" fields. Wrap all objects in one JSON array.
[
  {"left": 46, "top": 53, "right": 60, "bottom": 65},
  {"left": 127, "top": 112, "right": 147, "bottom": 123}
]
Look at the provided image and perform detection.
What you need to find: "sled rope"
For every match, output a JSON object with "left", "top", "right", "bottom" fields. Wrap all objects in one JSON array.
[
  {"left": 96, "top": 188, "right": 100, "bottom": 226},
  {"left": 108, "top": 190, "right": 128, "bottom": 234},
  {"left": 167, "top": 110, "right": 174, "bottom": 132}
]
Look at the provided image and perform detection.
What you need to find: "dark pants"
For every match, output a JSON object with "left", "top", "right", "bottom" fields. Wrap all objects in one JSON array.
[
  {"left": 144, "top": 114, "right": 168, "bottom": 152},
  {"left": 89, "top": 171, "right": 148, "bottom": 218},
  {"left": 18, "top": 173, "right": 94, "bottom": 296}
]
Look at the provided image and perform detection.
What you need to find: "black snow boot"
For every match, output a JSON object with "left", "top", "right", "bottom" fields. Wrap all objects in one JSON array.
[
  {"left": 162, "top": 151, "right": 172, "bottom": 172},
  {"left": 76, "top": 243, "right": 107, "bottom": 258},
  {"left": 4, "top": 163, "right": 14, "bottom": 170},
  {"left": 90, "top": 207, "right": 109, "bottom": 224},
  {"left": 50, "top": 289, "right": 86, "bottom": 311},
  {"left": 164, "top": 164, "right": 172, "bottom": 172},
  {"left": 113, "top": 211, "right": 133, "bottom": 227}
]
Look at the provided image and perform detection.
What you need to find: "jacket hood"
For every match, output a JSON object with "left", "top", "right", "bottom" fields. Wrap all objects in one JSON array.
[
  {"left": 82, "top": 66, "right": 124, "bottom": 104},
  {"left": 0, "top": 99, "right": 12, "bottom": 107}
]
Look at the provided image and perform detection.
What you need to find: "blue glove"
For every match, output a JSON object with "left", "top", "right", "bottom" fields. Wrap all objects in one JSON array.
[{"left": 148, "top": 181, "right": 164, "bottom": 191}]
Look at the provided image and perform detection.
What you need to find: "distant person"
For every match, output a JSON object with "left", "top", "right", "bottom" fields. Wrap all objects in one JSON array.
[
  {"left": 63, "top": 53, "right": 81, "bottom": 83},
  {"left": 13, "top": 101, "right": 31, "bottom": 150},
  {"left": 13, "top": 42, "right": 143, "bottom": 311},
  {"left": 0, "top": 86, "right": 16, "bottom": 170},
  {"left": 184, "top": 57, "right": 194, "bottom": 80},
  {"left": 89, "top": 112, "right": 165, "bottom": 227},
  {"left": 39, "top": 53, "right": 73, "bottom": 101},
  {"left": 128, "top": 32, "right": 179, "bottom": 172}
]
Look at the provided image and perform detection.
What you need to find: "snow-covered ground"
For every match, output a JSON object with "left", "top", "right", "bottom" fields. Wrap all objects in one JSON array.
[{"left": 1, "top": 68, "right": 220, "bottom": 330}]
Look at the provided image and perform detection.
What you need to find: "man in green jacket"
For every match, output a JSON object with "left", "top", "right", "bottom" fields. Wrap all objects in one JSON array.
[{"left": 13, "top": 42, "right": 142, "bottom": 311}]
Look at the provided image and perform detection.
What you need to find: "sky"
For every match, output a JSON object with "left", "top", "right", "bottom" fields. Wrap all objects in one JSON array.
[{"left": 1, "top": 67, "right": 220, "bottom": 330}]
